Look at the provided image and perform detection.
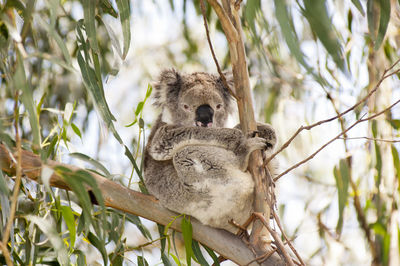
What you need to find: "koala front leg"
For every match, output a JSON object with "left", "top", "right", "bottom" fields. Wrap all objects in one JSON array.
[
  {"left": 148, "top": 125, "right": 245, "bottom": 161},
  {"left": 235, "top": 123, "right": 277, "bottom": 150}
]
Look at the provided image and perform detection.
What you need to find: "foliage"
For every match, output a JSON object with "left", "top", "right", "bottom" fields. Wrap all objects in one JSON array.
[{"left": 0, "top": 0, "right": 399, "bottom": 265}]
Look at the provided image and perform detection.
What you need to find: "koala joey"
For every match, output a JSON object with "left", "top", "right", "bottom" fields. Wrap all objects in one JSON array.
[{"left": 144, "top": 69, "right": 277, "bottom": 233}]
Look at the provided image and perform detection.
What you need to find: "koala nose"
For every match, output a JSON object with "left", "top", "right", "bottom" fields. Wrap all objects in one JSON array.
[{"left": 195, "top": 104, "right": 214, "bottom": 127}]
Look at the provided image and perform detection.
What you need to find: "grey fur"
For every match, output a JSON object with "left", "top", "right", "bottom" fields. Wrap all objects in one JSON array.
[{"left": 144, "top": 69, "right": 277, "bottom": 233}]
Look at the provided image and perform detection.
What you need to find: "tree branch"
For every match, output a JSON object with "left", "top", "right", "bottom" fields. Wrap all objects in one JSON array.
[
  {"left": 0, "top": 143, "right": 284, "bottom": 266},
  {"left": 264, "top": 59, "right": 400, "bottom": 166},
  {"left": 274, "top": 97, "right": 400, "bottom": 181}
]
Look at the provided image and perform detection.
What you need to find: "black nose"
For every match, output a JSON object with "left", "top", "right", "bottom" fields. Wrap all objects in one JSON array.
[{"left": 195, "top": 104, "right": 214, "bottom": 127}]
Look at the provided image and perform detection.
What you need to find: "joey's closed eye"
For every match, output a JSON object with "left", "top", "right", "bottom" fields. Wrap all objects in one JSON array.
[
  {"left": 183, "top": 104, "right": 189, "bottom": 110},
  {"left": 216, "top": 104, "right": 223, "bottom": 110}
]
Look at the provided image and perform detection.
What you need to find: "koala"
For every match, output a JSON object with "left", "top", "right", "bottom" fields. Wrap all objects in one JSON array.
[{"left": 143, "top": 69, "right": 277, "bottom": 233}]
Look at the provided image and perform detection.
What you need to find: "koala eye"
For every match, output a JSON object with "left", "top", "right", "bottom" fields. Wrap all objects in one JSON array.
[
  {"left": 216, "top": 104, "right": 223, "bottom": 110},
  {"left": 183, "top": 104, "right": 190, "bottom": 110}
]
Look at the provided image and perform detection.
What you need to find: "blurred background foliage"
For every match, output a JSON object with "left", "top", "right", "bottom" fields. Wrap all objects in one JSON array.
[{"left": 0, "top": 0, "right": 400, "bottom": 265}]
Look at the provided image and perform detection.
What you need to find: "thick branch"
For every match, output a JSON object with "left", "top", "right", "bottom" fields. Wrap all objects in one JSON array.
[{"left": 0, "top": 144, "right": 284, "bottom": 266}]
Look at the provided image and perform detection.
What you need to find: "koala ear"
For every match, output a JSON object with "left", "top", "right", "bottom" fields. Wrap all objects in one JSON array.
[
  {"left": 153, "top": 69, "right": 182, "bottom": 108},
  {"left": 217, "top": 71, "right": 235, "bottom": 112}
]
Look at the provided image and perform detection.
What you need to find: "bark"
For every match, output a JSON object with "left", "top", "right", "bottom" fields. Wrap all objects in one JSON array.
[{"left": 0, "top": 144, "right": 284, "bottom": 265}]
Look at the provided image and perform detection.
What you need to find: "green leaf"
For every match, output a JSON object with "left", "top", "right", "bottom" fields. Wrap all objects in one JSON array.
[
  {"left": 274, "top": 0, "right": 308, "bottom": 69},
  {"left": 0, "top": 170, "right": 10, "bottom": 196},
  {"left": 60, "top": 205, "right": 76, "bottom": 248},
  {"left": 88, "top": 232, "right": 108, "bottom": 265},
  {"left": 99, "top": 16, "right": 123, "bottom": 58},
  {"left": 145, "top": 84, "right": 153, "bottom": 99},
  {"left": 137, "top": 256, "right": 149, "bottom": 266},
  {"left": 181, "top": 216, "right": 193, "bottom": 266},
  {"left": 35, "top": 14, "right": 72, "bottom": 66},
  {"left": 116, "top": 0, "right": 131, "bottom": 59},
  {"left": 73, "top": 250, "right": 86, "bottom": 266},
  {"left": 100, "top": 0, "right": 118, "bottom": 18},
  {"left": 124, "top": 145, "right": 148, "bottom": 194},
  {"left": 245, "top": 0, "right": 261, "bottom": 34},
  {"left": 372, "top": 120, "right": 382, "bottom": 185},
  {"left": 161, "top": 253, "right": 173, "bottom": 266},
  {"left": 302, "top": 0, "right": 346, "bottom": 72},
  {"left": 76, "top": 30, "right": 123, "bottom": 144},
  {"left": 15, "top": 51, "right": 41, "bottom": 147},
  {"left": 26, "top": 215, "right": 69, "bottom": 265},
  {"left": 391, "top": 145, "right": 400, "bottom": 192},
  {"left": 125, "top": 213, "right": 152, "bottom": 240},
  {"left": 388, "top": 119, "right": 400, "bottom": 129},
  {"left": 69, "top": 152, "right": 111, "bottom": 177},
  {"left": 333, "top": 159, "right": 350, "bottom": 235},
  {"left": 82, "top": 0, "right": 100, "bottom": 53},
  {"left": 351, "top": 0, "right": 365, "bottom": 16},
  {"left": 367, "top": 0, "right": 376, "bottom": 38},
  {"left": 374, "top": 0, "right": 391, "bottom": 50},
  {"left": 135, "top": 101, "right": 144, "bottom": 116},
  {"left": 71, "top": 123, "right": 82, "bottom": 139},
  {"left": 192, "top": 241, "right": 209, "bottom": 266},
  {"left": 203, "top": 245, "right": 220, "bottom": 266}
]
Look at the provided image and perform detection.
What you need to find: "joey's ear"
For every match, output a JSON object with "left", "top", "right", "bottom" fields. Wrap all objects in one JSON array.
[{"left": 153, "top": 69, "right": 182, "bottom": 108}]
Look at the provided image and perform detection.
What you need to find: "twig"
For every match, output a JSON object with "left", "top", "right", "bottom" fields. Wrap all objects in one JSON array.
[
  {"left": 271, "top": 211, "right": 305, "bottom": 266},
  {"left": 264, "top": 59, "right": 400, "bottom": 166},
  {"left": 199, "top": 0, "right": 237, "bottom": 99},
  {"left": 205, "top": 0, "right": 238, "bottom": 44},
  {"left": 244, "top": 246, "right": 277, "bottom": 266},
  {"left": 234, "top": 0, "right": 243, "bottom": 10},
  {"left": 1, "top": 93, "right": 23, "bottom": 266},
  {"left": 339, "top": 136, "right": 400, "bottom": 143},
  {"left": 274, "top": 97, "right": 400, "bottom": 181},
  {"left": 253, "top": 213, "right": 296, "bottom": 266}
]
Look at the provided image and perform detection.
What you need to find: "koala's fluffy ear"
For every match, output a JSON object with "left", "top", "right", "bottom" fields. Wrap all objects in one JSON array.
[
  {"left": 218, "top": 71, "right": 235, "bottom": 112},
  {"left": 153, "top": 69, "right": 182, "bottom": 108}
]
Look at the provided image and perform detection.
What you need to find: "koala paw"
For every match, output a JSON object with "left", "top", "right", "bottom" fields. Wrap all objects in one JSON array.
[
  {"left": 245, "top": 137, "right": 268, "bottom": 153},
  {"left": 256, "top": 123, "right": 277, "bottom": 150}
]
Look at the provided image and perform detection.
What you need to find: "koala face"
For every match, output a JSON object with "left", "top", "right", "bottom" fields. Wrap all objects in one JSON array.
[{"left": 153, "top": 69, "right": 234, "bottom": 128}]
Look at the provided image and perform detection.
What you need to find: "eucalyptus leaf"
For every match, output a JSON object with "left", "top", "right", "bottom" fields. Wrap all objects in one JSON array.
[
  {"left": 302, "top": 0, "right": 346, "bottom": 72},
  {"left": 82, "top": 0, "right": 100, "bottom": 53},
  {"left": 374, "top": 0, "right": 391, "bottom": 50},
  {"left": 333, "top": 159, "right": 350, "bottom": 235},
  {"left": 116, "top": 0, "right": 131, "bottom": 59},
  {"left": 88, "top": 232, "right": 108, "bottom": 265}
]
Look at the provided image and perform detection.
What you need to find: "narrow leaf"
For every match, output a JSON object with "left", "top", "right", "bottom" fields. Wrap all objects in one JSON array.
[
  {"left": 88, "top": 232, "right": 108, "bottom": 265},
  {"left": 245, "top": 0, "right": 261, "bottom": 34},
  {"left": 60, "top": 205, "right": 76, "bottom": 248},
  {"left": 27, "top": 215, "right": 69, "bottom": 265},
  {"left": 137, "top": 256, "right": 149, "bottom": 266},
  {"left": 374, "top": 0, "right": 391, "bottom": 50},
  {"left": 333, "top": 159, "right": 350, "bottom": 234},
  {"left": 15, "top": 52, "right": 41, "bottom": 146},
  {"left": 302, "top": 0, "right": 346, "bottom": 72},
  {"left": 82, "top": 0, "right": 99, "bottom": 53},
  {"left": 69, "top": 152, "right": 111, "bottom": 177},
  {"left": 351, "top": 0, "right": 365, "bottom": 16},
  {"left": 192, "top": 241, "right": 209, "bottom": 266},
  {"left": 116, "top": 0, "right": 131, "bottom": 59},
  {"left": 0, "top": 170, "right": 10, "bottom": 196},
  {"left": 71, "top": 123, "right": 82, "bottom": 139},
  {"left": 391, "top": 145, "right": 400, "bottom": 192},
  {"left": 181, "top": 216, "right": 193, "bottom": 266}
]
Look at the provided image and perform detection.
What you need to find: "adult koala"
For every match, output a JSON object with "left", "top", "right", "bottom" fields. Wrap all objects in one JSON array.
[{"left": 144, "top": 69, "right": 277, "bottom": 233}]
